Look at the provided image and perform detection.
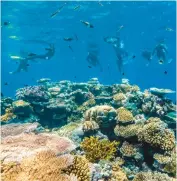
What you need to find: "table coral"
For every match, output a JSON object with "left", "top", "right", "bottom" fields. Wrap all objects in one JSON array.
[
  {"left": 80, "top": 136, "right": 119, "bottom": 162},
  {"left": 1, "top": 133, "right": 76, "bottom": 163},
  {"left": 116, "top": 107, "right": 134, "bottom": 124}
]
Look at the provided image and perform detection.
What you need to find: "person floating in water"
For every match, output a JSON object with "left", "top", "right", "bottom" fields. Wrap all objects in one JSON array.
[{"left": 10, "top": 44, "right": 55, "bottom": 74}]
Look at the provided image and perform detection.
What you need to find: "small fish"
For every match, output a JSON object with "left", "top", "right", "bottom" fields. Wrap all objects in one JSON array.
[
  {"left": 88, "top": 65, "right": 92, "bottom": 68},
  {"left": 3, "top": 22, "right": 10, "bottom": 26},
  {"left": 63, "top": 37, "right": 74, "bottom": 41},
  {"left": 122, "top": 72, "right": 125, "bottom": 76},
  {"left": 4, "top": 82, "right": 8, "bottom": 86},
  {"left": 165, "top": 27, "right": 174, "bottom": 32},
  {"left": 74, "top": 76, "right": 77, "bottom": 78},
  {"left": 132, "top": 55, "right": 136, "bottom": 59},
  {"left": 1, "top": 92, "right": 4, "bottom": 97},
  {"left": 26, "top": 64, "right": 30, "bottom": 66},
  {"left": 164, "top": 71, "right": 168, "bottom": 74},
  {"left": 80, "top": 20, "right": 94, "bottom": 28},
  {"left": 50, "top": 3, "right": 66, "bottom": 18},
  {"left": 104, "top": 36, "right": 120, "bottom": 45},
  {"left": 68, "top": 45, "right": 73, "bottom": 52},
  {"left": 24, "top": 84, "right": 28, "bottom": 87},
  {"left": 28, "top": 53, "right": 37, "bottom": 57},
  {"left": 74, "top": 5, "right": 80, "bottom": 11}
]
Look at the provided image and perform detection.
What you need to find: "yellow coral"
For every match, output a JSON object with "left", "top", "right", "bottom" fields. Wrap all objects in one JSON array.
[
  {"left": 80, "top": 136, "right": 119, "bottom": 162},
  {"left": 1, "top": 150, "right": 75, "bottom": 181},
  {"left": 131, "top": 85, "right": 140, "bottom": 92},
  {"left": 82, "top": 121, "right": 99, "bottom": 133},
  {"left": 109, "top": 163, "right": 129, "bottom": 181},
  {"left": 1, "top": 108, "right": 16, "bottom": 122},
  {"left": 120, "top": 141, "right": 137, "bottom": 158},
  {"left": 116, "top": 107, "right": 134, "bottom": 123},
  {"left": 12, "top": 100, "right": 30, "bottom": 107},
  {"left": 64, "top": 155, "right": 91, "bottom": 181}
]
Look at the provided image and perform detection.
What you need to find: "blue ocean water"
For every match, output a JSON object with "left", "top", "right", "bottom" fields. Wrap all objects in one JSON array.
[{"left": 1, "top": 1, "right": 176, "bottom": 101}]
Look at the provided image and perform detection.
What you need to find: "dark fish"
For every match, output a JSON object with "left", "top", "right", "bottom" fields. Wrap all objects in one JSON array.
[
  {"left": 74, "top": 76, "right": 77, "bottom": 78},
  {"left": 164, "top": 71, "right": 168, "bottom": 74},
  {"left": 3, "top": 22, "right": 10, "bottom": 26},
  {"left": 28, "top": 53, "right": 37, "bottom": 57},
  {"left": 4, "top": 82, "right": 8, "bottom": 86},
  {"left": 24, "top": 84, "right": 28, "bottom": 87},
  {"left": 26, "top": 64, "right": 30, "bottom": 66},
  {"left": 80, "top": 20, "right": 94, "bottom": 28},
  {"left": 63, "top": 37, "right": 74, "bottom": 41},
  {"left": 88, "top": 65, "right": 92, "bottom": 68},
  {"left": 50, "top": 3, "right": 66, "bottom": 18},
  {"left": 132, "top": 55, "right": 136, "bottom": 59},
  {"left": 68, "top": 45, "right": 73, "bottom": 52},
  {"left": 1, "top": 92, "right": 4, "bottom": 97},
  {"left": 122, "top": 72, "right": 125, "bottom": 76}
]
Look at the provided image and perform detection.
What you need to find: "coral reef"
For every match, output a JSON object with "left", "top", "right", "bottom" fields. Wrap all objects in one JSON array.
[
  {"left": 80, "top": 136, "right": 119, "bottom": 162},
  {"left": 120, "top": 141, "right": 137, "bottom": 158},
  {"left": 1, "top": 108, "right": 16, "bottom": 122},
  {"left": 82, "top": 121, "right": 99, "bottom": 133}
]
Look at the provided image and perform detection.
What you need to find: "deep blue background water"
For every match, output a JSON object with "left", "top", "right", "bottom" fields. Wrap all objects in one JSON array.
[{"left": 1, "top": 1, "right": 176, "bottom": 101}]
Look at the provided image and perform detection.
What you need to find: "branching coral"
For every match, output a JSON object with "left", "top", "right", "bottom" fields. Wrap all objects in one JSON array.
[
  {"left": 137, "top": 119, "right": 175, "bottom": 151},
  {"left": 133, "top": 171, "right": 175, "bottom": 181},
  {"left": 80, "top": 136, "right": 119, "bottom": 162},
  {"left": 84, "top": 105, "right": 117, "bottom": 129},
  {"left": 64, "top": 155, "right": 91, "bottom": 181},
  {"left": 1, "top": 108, "right": 16, "bottom": 122},
  {"left": 82, "top": 121, "right": 99, "bottom": 133},
  {"left": 116, "top": 107, "right": 134, "bottom": 124},
  {"left": 1, "top": 150, "right": 76, "bottom": 181},
  {"left": 120, "top": 142, "right": 137, "bottom": 158}
]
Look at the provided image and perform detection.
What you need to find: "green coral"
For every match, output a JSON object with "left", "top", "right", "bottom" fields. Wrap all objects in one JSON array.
[{"left": 80, "top": 136, "right": 119, "bottom": 162}]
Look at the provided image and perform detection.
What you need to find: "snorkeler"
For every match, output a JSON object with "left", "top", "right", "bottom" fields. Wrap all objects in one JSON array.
[
  {"left": 152, "top": 42, "right": 168, "bottom": 64},
  {"left": 10, "top": 44, "right": 55, "bottom": 74}
]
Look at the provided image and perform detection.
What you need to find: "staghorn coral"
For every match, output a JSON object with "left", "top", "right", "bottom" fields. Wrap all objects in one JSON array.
[
  {"left": 120, "top": 141, "right": 137, "bottom": 158},
  {"left": 133, "top": 171, "right": 175, "bottom": 181},
  {"left": 80, "top": 136, "right": 119, "bottom": 162},
  {"left": 1, "top": 108, "right": 16, "bottom": 122},
  {"left": 114, "top": 123, "right": 143, "bottom": 138},
  {"left": 1, "top": 150, "right": 76, "bottom": 181},
  {"left": 116, "top": 107, "right": 134, "bottom": 124},
  {"left": 1, "top": 133, "right": 76, "bottom": 163},
  {"left": 109, "top": 163, "right": 129, "bottom": 181},
  {"left": 84, "top": 105, "right": 117, "bottom": 129},
  {"left": 82, "top": 121, "right": 99, "bottom": 133},
  {"left": 64, "top": 155, "right": 91, "bottom": 181},
  {"left": 137, "top": 120, "right": 175, "bottom": 151}
]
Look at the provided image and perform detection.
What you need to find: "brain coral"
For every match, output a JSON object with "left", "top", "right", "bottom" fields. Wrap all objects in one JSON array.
[
  {"left": 137, "top": 120, "right": 175, "bottom": 151},
  {"left": 1, "top": 133, "right": 76, "bottom": 163},
  {"left": 1, "top": 150, "right": 76, "bottom": 181},
  {"left": 80, "top": 136, "right": 119, "bottom": 162},
  {"left": 116, "top": 107, "right": 134, "bottom": 124},
  {"left": 84, "top": 105, "right": 117, "bottom": 129}
]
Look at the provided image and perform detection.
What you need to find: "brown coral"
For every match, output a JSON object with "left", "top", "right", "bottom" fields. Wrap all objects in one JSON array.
[
  {"left": 137, "top": 120, "right": 175, "bottom": 151},
  {"left": 82, "top": 121, "right": 99, "bottom": 133},
  {"left": 1, "top": 150, "right": 76, "bottom": 181},
  {"left": 120, "top": 141, "right": 137, "bottom": 158},
  {"left": 116, "top": 107, "right": 134, "bottom": 124},
  {"left": 80, "top": 136, "right": 119, "bottom": 162},
  {"left": 64, "top": 155, "right": 91, "bottom": 181}
]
